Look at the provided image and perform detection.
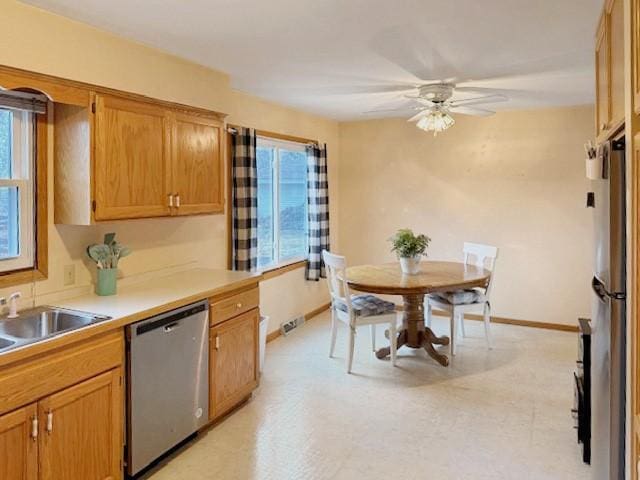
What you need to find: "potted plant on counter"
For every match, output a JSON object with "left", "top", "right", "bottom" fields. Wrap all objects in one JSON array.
[
  {"left": 87, "top": 233, "right": 131, "bottom": 296},
  {"left": 389, "top": 228, "right": 431, "bottom": 275}
]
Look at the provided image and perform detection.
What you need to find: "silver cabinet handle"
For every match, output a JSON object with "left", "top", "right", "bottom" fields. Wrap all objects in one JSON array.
[
  {"left": 168, "top": 194, "right": 174, "bottom": 208},
  {"left": 31, "top": 416, "right": 38, "bottom": 440},
  {"left": 175, "top": 194, "right": 181, "bottom": 208},
  {"left": 236, "top": 303, "right": 242, "bottom": 309},
  {"left": 46, "top": 410, "right": 53, "bottom": 434},
  {"left": 215, "top": 336, "right": 220, "bottom": 350}
]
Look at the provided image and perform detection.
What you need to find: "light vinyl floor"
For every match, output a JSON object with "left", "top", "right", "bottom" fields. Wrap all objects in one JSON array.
[{"left": 149, "top": 312, "right": 590, "bottom": 480}]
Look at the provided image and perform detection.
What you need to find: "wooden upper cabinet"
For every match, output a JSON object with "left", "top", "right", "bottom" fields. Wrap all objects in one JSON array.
[
  {"left": 0, "top": 403, "right": 37, "bottom": 480},
  {"left": 94, "top": 94, "right": 172, "bottom": 220},
  {"left": 55, "top": 91, "right": 225, "bottom": 224},
  {"left": 210, "top": 308, "right": 259, "bottom": 419},
  {"left": 634, "top": 0, "right": 640, "bottom": 114},
  {"left": 171, "top": 113, "right": 224, "bottom": 215},
  {"left": 608, "top": 0, "right": 624, "bottom": 128},
  {"left": 38, "top": 369, "right": 122, "bottom": 480},
  {"left": 596, "top": 12, "right": 611, "bottom": 137},
  {"left": 595, "top": 0, "right": 624, "bottom": 139}
]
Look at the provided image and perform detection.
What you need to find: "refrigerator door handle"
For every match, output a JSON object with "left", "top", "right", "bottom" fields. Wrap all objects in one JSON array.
[
  {"left": 592, "top": 276, "right": 608, "bottom": 303},
  {"left": 592, "top": 276, "right": 626, "bottom": 302}
]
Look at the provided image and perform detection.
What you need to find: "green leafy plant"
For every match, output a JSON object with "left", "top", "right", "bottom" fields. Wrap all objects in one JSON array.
[
  {"left": 389, "top": 228, "right": 431, "bottom": 258},
  {"left": 87, "top": 233, "right": 131, "bottom": 269}
]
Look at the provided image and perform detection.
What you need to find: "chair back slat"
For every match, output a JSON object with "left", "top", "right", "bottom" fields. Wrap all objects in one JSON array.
[
  {"left": 463, "top": 242, "right": 498, "bottom": 297},
  {"left": 322, "top": 250, "right": 352, "bottom": 313}
]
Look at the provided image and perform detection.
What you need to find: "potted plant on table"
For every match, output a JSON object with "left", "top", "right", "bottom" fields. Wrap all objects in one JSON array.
[
  {"left": 87, "top": 233, "right": 131, "bottom": 296},
  {"left": 389, "top": 228, "right": 431, "bottom": 275}
]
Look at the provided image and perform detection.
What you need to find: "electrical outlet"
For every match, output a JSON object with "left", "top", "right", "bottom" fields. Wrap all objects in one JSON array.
[{"left": 63, "top": 264, "right": 76, "bottom": 286}]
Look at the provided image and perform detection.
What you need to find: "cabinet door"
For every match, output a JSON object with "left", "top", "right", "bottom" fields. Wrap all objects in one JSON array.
[
  {"left": 635, "top": 133, "right": 640, "bottom": 480},
  {"left": 608, "top": 0, "right": 624, "bottom": 127},
  {"left": 171, "top": 113, "right": 224, "bottom": 215},
  {"left": 596, "top": 13, "right": 611, "bottom": 136},
  {"left": 94, "top": 94, "right": 172, "bottom": 220},
  {"left": 39, "top": 369, "right": 123, "bottom": 480},
  {"left": 210, "top": 309, "right": 259, "bottom": 419},
  {"left": 634, "top": 0, "right": 640, "bottom": 114},
  {"left": 0, "top": 403, "right": 37, "bottom": 480}
]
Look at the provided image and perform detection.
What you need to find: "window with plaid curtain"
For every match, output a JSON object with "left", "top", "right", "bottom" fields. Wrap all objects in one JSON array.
[
  {"left": 231, "top": 127, "right": 258, "bottom": 271},
  {"left": 306, "top": 144, "right": 330, "bottom": 280}
]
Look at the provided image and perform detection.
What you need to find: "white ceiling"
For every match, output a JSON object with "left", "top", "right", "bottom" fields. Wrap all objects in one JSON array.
[{"left": 22, "top": 0, "right": 602, "bottom": 120}]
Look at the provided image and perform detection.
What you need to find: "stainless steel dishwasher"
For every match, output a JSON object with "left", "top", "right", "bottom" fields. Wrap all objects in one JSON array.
[{"left": 126, "top": 300, "right": 209, "bottom": 477}]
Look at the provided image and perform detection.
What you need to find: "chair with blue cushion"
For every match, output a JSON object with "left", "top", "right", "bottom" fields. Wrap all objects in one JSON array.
[
  {"left": 425, "top": 242, "right": 498, "bottom": 356},
  {"left": 322, "top": 250, "right": 401, "bottom": 373}
]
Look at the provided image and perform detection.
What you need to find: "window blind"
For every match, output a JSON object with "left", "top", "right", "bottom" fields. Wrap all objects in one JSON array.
[{"left": 0, "top": 90, "right": 48, "bottom": 114}]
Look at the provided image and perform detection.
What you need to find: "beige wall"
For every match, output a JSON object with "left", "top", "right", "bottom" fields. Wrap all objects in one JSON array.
[
  {"left": 0, "top": 0, "right": 338, "bottom": 334},
  {"left": 0, "top": 0, "right": 594, "bottom": 331},
  {"left": 338, "top": 106, "right": 594, "bottom": 326}
]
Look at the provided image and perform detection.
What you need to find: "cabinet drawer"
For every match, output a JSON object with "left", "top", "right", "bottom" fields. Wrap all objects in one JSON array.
[
  {"left": 210, "top": 287, "right": 259, "bottom": 326},
  {"left": 0, "top": 330, "right": 123, "bottom": 414}
]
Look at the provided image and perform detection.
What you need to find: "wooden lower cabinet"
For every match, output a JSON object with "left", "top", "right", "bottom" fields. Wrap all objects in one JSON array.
[
  {"left": 210, "top": 308, "right": 259, "bottom": 419},
  {"left": 39, "top": 369, "right": 122, "bottom": 480},
  {"left": 0, "top": 403, "right": 38, "bottom": 480},
  {"left": 0, "top": 368, "right": 123, "bottom": 480}
]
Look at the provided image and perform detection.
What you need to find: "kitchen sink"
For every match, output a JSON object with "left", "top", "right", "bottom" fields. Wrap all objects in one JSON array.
[
  {"left": 0, "top": 337, "right": 15, "bottom": 350},
  {"left": 0, "top": 307, "right": 111, "bottom": 353}
]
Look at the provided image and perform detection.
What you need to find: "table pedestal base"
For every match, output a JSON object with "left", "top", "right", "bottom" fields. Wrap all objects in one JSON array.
[{"left": 375, "top": 293, "right": 450, "bottom": 367}]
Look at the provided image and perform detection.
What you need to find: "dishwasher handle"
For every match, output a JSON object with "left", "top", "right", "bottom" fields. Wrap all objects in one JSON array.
[
  {"left": 164, "top": 322, "right": 180, "bottom": 333},
  {"left": 134, "top": 302, "right": 207, "bottom": 336}
]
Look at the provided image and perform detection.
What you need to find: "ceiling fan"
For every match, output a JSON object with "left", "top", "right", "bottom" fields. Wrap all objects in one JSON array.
[{"left": 365, "top": 83, "right": 508, "bottom": 135}]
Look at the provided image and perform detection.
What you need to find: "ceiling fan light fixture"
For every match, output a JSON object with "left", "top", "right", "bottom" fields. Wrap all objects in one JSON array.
[{"left": 416, "top": 109, "right": 455, "bottom": 136}]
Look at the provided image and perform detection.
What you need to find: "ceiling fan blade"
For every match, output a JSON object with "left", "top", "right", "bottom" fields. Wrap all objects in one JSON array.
[
  {"left": 311, "top": 84, "right": 418, "bottom": 95},
  {"left": 449, "top": 94, "right": 508, "bottom": 107},
  {"left": 454, "top": 86, "right": 519, "bottom": 95},
  {"left": 449, "top": 106, "right": 495, "bottom": 117},
  {"left": 467, "top": 50, "right": 593, "bottom": 84},
  {"left": 361, "top": 106, "right": 423, "bottom": 115},
  {"left": 404, "top": 95, "right": 436, "bottom": 107},
  {"left": 370, "top": 26, "right": 462, "bottom": 83},
  {"left": 407, "top": 110, "right": 429, "bottom": 122}
]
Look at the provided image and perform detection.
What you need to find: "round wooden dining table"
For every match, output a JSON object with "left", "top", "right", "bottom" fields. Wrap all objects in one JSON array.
[{"left": 345, "top": 261, "right": 491, "bottom": 367}]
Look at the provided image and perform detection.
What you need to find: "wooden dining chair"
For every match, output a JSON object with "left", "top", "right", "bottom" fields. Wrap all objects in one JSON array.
[
  {"left": 322, "top": 250, "right": 401, "bottom": 373},
  {"left": 425, "top": 242, "right": 498, "bottom": 355}
]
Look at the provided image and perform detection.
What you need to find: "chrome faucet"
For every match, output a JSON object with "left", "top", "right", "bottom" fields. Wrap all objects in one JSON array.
[{"left": 7, "top": 292, "right": 21, "bottom": 319}]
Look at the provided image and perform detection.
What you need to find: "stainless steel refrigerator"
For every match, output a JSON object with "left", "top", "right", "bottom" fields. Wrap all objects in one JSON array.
[{"left": 590, "top": 139, "right": 626, "bottom": 480}]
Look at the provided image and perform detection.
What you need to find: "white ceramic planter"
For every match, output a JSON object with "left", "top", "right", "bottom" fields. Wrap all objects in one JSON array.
[
  {"left": 586, "top": 156, "right": 602, "bottom": 180},
  {"left": 399, "top": 255, "right": 421, "bottom": 275}
]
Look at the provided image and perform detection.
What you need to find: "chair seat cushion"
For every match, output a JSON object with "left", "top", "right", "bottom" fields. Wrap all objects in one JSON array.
[
  {"left": 335, "top": 295, "right": 396, "bottom": 317},
  {"left": 430, "top": 289, "right": 484, "bottom": 305}
]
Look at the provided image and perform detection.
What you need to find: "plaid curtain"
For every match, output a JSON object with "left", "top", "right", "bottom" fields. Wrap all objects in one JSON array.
[
  {"left": 306, "top": 144, "right": 330, "bottom": 281},
  {"left": 231, "top": 127, "right": 258, "bottom": 271}
]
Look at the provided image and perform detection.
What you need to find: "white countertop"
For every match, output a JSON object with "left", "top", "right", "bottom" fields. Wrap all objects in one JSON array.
[
  {"left": 0, "top": 268, "right": 261, "bottom": 367},
  {"left": 54, "top": 268, "right": 259, "bottom": 320}
]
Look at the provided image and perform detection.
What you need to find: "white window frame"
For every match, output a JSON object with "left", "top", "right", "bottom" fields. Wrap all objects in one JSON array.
[
  {"left": 256, "top": 136, "right": 308, "bottom": 271},
  {"left": 0, "top": 108, "right": 35, "bottom": 272}
]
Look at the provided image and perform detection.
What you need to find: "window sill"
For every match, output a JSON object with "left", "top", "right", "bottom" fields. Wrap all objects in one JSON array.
[
  {"left": 0, "top": 267, "right": 46, "bottom": 288},
  {"left": 261, "top": 260, "right": 307, "bottom": 280}
]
